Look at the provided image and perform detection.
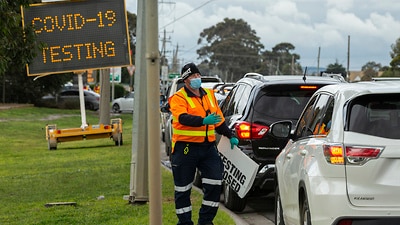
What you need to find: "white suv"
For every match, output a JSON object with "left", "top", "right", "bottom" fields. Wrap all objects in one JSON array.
[{"left": 271, "top": 81, "right": 400, "bottom": 225}]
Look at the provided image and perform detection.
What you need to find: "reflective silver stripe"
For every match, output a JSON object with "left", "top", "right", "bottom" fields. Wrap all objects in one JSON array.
[
  {"left": 175, "top": 183, "right": 192, "bottom": 192},
  {"left": 202, "top": 200, "right": 219, "bottom": 208},
  {"left": 202, "top": 178, "right": 222, "bottom": 185},
  {"left": 176, "top": 205, "right": 192, "bottom": 214}
]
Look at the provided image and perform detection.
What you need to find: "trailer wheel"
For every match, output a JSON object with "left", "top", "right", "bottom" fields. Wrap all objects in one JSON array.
[{"left": 48, "top": 139, "right": 57, "bottom": 150}]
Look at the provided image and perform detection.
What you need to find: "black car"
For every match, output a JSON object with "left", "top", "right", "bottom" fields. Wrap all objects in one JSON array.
[
  {"left": 219, "top": 72, "right": 345, "bottom": 211},
  {"left": 40, "top": 89, "right": 100, "bottom": 111}
]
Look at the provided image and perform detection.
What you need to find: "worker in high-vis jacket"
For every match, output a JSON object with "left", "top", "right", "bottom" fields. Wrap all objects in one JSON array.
[{"left": 168, "top": 62, "right": 239, "bottom": 225}]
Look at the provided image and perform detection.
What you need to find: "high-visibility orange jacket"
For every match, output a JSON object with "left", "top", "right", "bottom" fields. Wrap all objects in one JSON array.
[{"left": 168, "top": 86, "right": 228, "bottom": 153}]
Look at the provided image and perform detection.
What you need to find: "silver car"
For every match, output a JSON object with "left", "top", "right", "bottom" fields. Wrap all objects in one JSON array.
[
  {"left": 111, "top": 91, "right": 134, "bottom": 113},
  {"left": 272, "top": 81, "right": 400, "bottom": 225}
]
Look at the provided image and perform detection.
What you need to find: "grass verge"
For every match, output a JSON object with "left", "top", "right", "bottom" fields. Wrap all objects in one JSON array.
[{"left": 0, "top": 107, "right": 235, "bottom": 225}]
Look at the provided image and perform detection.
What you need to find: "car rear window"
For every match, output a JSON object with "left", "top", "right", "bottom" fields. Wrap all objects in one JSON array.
[
  {"left": 253, "top": 85, "right": 318, "bottom": 122},
  {"left": 347, "top": 94, "right": 400, "bottom": 139}
]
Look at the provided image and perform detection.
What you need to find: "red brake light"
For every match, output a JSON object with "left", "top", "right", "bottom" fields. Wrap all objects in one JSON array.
[
  {"left": 337, "top": 220, "right": 353, "bottom": 225},
  {"left": 323, "top": 144, "right": 344, "bottom": 164},
  {"left": 345, "top": 146, "right": 383, "bottom": 165},
  {"left": 234, "top": 121, "right": 269, "bottom": 140}
]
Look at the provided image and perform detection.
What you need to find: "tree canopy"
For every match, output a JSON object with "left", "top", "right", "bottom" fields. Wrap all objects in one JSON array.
[
  {"left": 197, "top": 18, "right": 264, "bottom": 81},
  {"left": 0, "top": 0, "right": 39, "bottom": 76},
  {"left": 360, "top": 61, "right": 382, "bottom": 80},
  {"left": 196, "top": 18, "right": 304, "bottom": 81},
  {"left": 390, "top": 38, "right": 400, "bottom": 69},
  {"left": 260, "top": 42, "right": 302, "bottom": 75},
  {"left": 1, "top": 0, "right": 74, "bottom": 104},
  {"left": 325, "top": 60, "right": 346, "bottom": 78}
]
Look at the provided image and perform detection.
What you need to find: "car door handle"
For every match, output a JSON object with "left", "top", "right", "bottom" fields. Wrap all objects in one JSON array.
[
  {"left": 286, "top": 153, "right": 293, "bottom": 159},
  {"left": 300, "top": 150, "right": 308, "bottom": 156}
]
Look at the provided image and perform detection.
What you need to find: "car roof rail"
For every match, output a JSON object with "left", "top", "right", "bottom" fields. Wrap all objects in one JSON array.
[
  {"left": 320, "top": 72, "right": 346, "bottom": 82},
  {"left": 371, "top": 77, "right": 400, "bottom": 81},
  {"left": 243, "top": 72, "right": 264, "bottom": 80}
]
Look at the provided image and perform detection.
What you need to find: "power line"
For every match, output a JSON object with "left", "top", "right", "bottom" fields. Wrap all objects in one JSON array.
[{"left": 159, "top": 0, "right": 215, "bottom": 30}]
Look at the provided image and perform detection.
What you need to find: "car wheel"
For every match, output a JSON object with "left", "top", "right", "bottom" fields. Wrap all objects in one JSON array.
[
  {"left": 274, "top": 185, "right": 285, "bottom": 225},
  {"left": 223, "top": 182, "right": 246, "bottom": 212},
  {"left": 165, "top": 143, "right": 171, "bottom": 156},
  {"left": 112, "top": 103, "right": 121, "bottom": 113},
  {"left": 86, "top": 102, "right": 94, "bottom": 110},
  {"left": 161, "top": 131, "right": 165, "bottom": 142},
  {"left": 300, "top": 193, "right": 311, "bottom": 225}
]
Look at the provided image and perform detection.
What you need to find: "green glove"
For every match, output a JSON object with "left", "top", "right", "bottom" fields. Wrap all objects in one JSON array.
[
  {"left": 230, "top": 137, "right": 239, "bottom": 149},
  {"left": 203, "top": 113, "right": 222, "bottom": 125}
]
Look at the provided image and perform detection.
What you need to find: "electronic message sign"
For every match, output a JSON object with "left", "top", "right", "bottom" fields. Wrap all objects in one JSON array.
[{"left": 22, "top": 0, "right": 131, "bottom": 76}]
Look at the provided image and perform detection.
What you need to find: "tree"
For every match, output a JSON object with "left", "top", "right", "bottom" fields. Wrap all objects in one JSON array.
[
  {"left": 0, "top": 0, "right": 38, "bottom": 75},
  {"left": 361, "top": 61, "right": 382, "bottom": 80},
  {"left": 260, "top": 42, "right": 302, "bottom": 75},
  {"left": 122, "top": 11, "right": 137, "bottom": 88},
  {"left": 0, "top": 0, "right": 74, "bottom": 104},
  {"left": 386, "top": 37, "right": 400, "bottom": 77},
  {"left": 325, "top": 60, "right": 346, "bottom": 78},
  {"left": 197, "top": 18, "right": 264, "bottom": 82}
]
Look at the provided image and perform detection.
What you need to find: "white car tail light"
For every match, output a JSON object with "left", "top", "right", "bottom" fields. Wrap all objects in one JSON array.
[
  {"left": 323, "top": 144, "right": 383, "bottom": 165},
  {"left": 345, "top": 146, "right": 383, "bottom": 165},
  {"left": 323, "top": 144, "right": 345, "bottom": 164}
]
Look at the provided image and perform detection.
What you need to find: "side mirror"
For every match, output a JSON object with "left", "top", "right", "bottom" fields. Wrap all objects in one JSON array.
[{"left": 270, "top": 121, "right": 292, "bottom": 138}]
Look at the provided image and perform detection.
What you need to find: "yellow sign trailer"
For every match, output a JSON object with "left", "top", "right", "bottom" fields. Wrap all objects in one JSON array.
[{"left": 45, "top": 118, "right": 123, "bottom": 150}]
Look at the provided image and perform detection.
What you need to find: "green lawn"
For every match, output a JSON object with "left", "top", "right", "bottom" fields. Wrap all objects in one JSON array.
[{"left": 0, "top": 106, "right": 235, "bottom": 225}]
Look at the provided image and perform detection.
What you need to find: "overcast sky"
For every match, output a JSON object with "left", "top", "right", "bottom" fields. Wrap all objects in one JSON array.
[{"left": 125, "top": 0, "right": 400, "bottom": 71}]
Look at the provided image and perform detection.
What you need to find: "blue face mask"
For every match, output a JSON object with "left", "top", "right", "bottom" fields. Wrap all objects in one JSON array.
[{"left": 189, "top": 78, "right": 202, "bottom": 89}]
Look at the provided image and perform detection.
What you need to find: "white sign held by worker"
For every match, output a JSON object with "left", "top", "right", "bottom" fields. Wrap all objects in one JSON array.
[{"left": 217, "top": 136, "right": 258, "bottom": 198}]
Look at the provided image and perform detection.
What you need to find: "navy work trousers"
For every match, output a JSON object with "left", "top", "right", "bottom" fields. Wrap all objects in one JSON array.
[{"left": 171, "top": 141, "right": 223, "bottom": 225}]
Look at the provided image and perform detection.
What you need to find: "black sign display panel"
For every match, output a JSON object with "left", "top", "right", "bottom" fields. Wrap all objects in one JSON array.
[{"left": 22, "top": 0, "right": 131, "bottom": 76}]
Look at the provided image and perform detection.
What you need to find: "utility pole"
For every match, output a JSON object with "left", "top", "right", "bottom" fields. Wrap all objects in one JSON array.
[
  {"left": 172, "top": 43, "right": 180, "bottom": 73},
  {"left": 99, "top": 68, "right": 110, "bottom": 125},
  {"left": 317, "top": 46, "right": 321, "bottom": 76},
  {"left": 129, "top": 0, "right": 149, "bottom": 204},
  {"left": 347, "top": 35, "right": 350, "bottom": 81},
  {"left": 129, "top": 2, "right": 162, "bottom": 224},
  {"left": 160, "top": 29, "right": 170, "bottom": 93},
  {"left": 291, "top": 55, "right": 294, "bottom": 74},
  {"left": 145, "top": 0, "right": 162, "bottom": 224}
]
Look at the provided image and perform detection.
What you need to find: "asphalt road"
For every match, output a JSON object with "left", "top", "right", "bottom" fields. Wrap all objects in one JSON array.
[{"left": 159, "top": 141, "right": 275, "bottom": 225}]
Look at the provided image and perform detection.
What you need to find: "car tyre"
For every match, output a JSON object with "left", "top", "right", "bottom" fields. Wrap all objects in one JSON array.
[
  {"left": 165, "top": 142, "right": 171, "bottom": 157},
  {"left": 274, "top": 185, "right": 285, "bottom": 225},
  {"left": 112, "top": 103, "right": 121, "bottom": 113},
  {"left": 223, "top": 182, "right": 246, "bottom": 212},
  {"left": 300, "top": 192, "right": 311, "bottom": 225},
  {"left": 86, "top": 102, "right": 94, "bottom": 111}
]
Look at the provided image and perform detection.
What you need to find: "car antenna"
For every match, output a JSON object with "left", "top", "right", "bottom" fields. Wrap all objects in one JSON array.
[{"left": 303, "top": 67, "right": 307, "bottom": 82}]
